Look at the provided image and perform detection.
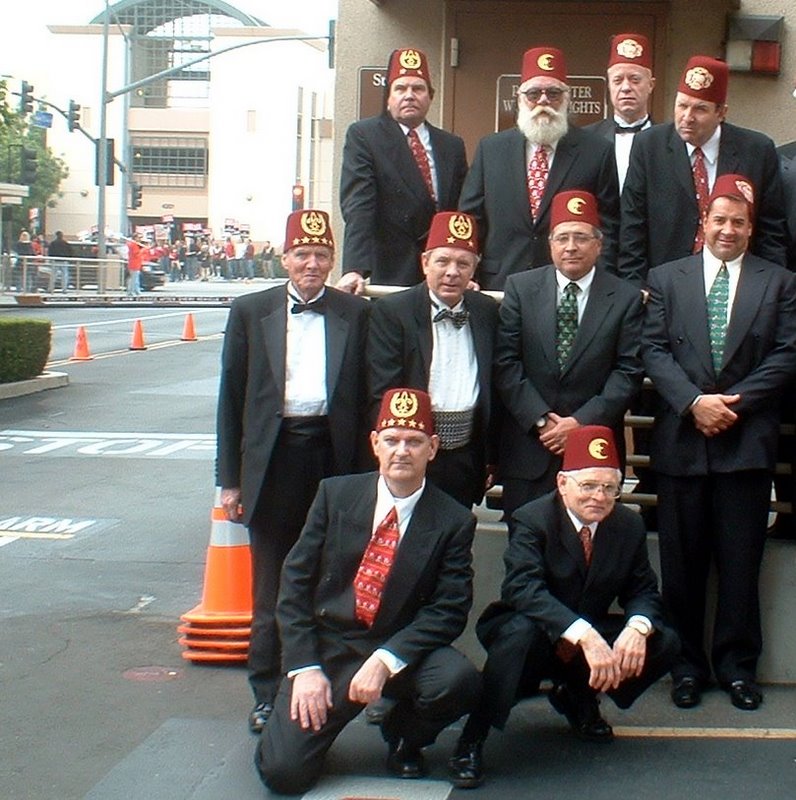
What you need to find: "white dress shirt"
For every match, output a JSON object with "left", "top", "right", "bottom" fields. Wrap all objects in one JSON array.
[
  {"left": 686, "top": 124, "right": 722, "bottom": 192},
  {"left": 284, "top": 285, "right": 327, "bottom": 416}
]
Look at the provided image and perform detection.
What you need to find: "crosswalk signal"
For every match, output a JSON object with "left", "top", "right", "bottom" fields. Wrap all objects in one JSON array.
[
  {"left": 67, "top": 100, "right": 81, "bottom": 132},
  {"left": 21, "top": 148, "right": 38, "bottom": 185},
  {"left": 131, "top": 183, "right": 143, "bottom": 209},
  {"left": 20, "top": 81, "right": 34, "bottom": 114},
  {"left": 292, "top": 184, "right": 305, "bottom": 211}
]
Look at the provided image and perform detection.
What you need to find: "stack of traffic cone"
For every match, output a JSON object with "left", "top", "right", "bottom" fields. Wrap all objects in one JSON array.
[
  {"left": 130, "top": 319, "right": 147, "bottom": 350},
  {"left": 70, "top": 326, "right": 94, "bottom": 361},
  {"left": 181, "top": 313, "right": 197, "bottom": 342},
  {"left": 178, "top": 488, "right": 252, "bottom": 663}
]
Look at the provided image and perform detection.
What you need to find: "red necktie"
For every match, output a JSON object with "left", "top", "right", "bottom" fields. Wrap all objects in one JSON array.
[
  {"left": 579, "top": 525, "right": 593, "bottom": 567},
  {"left": 407, "top": 129, "right": 436, "bottom": 202},
  {"left": 527, "top": 145, "right": 549, "bottom": 218},
  {"left": 692, "top": 147, "right": 710, "bottom": 252},
  {"left": 354, "top": 506, "right": 399, "bottom": 627}
]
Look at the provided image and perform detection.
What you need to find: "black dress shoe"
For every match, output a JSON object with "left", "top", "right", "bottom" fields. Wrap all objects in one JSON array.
[
  {"left": 386, "top": 739, "right": 426, "bottom": 779},
  {"left": 548, "top": 683, "right": 614, "bottom": 743},
  {"left": 671, "top": 676, "right": 702, "bottom": 709},
  {"left": 448, "top": 738, "right": 485, "bottom": 789},
  {"left": 727, "top": 680, "right": 763, "bottom": 711},
  {"left": 248, "top": 701, "right": 274, "bottom": 734}
]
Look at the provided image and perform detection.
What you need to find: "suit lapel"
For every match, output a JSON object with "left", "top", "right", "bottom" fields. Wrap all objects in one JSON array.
[
  {"left": 539, "top": 133, "right": 577, "bottom": 221},
  {"left": 721, "top": 257, "right": 768, "bottom": 369},
  {"left": 428, "top": 123, "right": 450, "bottom": 207},
  {"left": 533, "top": 268, "right": 560, "bottom": 372},
  {"left": 380, "top": 114, "right": 436, "bottom": 210},
  {"left": 507, "top": 130, "right": 535, "bottom": 231},
  {"left": 412, "top": 286, "right": 434, "bottom": 380},
  {"left": 677, "top": 259, "right": 715, "bottom": 378},
  {"left": 557, "top": 502, "right": 588, "bottom": 578},
  {"left": 667, "top": 126, "right": 697, "bottom": 204},
  {"left": 716, "top": 123, "right": 740, "bottom": 174},
  {"left": 464, "top": 293, "right": 493, "bottom": 409},
  {"left": 562, "top": 270, "right": 614, "bottom": 376},
  {"left": 261, "top": 295, "right": 288, "bottom": 400},
  {"left": 324, "top": 292, "right": 350, "bottom": 403}
]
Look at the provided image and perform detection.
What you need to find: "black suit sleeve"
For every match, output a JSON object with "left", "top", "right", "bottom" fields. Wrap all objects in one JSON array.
[
  {"left": 618, "top": 136, "right": 650, "bottom": 284},
  {"left": 752, "top": 141, "right": 788, "bottom": 268},
  {"left": 367, "top": 296, "right": 411, "bottom": 426}
]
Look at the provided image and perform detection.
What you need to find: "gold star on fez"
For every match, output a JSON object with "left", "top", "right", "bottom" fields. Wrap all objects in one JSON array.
[
  {"left": 408, "top": 419, "right": 417, "bottom": 428},
  {"left": 418, "top": 422, "right": 425, "bottom": 430},
  {"left": 397, "top": 418, "right": 407, "bottom": 426},
  {"left": 301, "top": 236, "right": 310, "bottom": 243},
  {"left": 447, "top": 236, "right": 455, "bottom": 243},
  {"left": 292, "top": 237, "right": 301, "bottom": 245}
]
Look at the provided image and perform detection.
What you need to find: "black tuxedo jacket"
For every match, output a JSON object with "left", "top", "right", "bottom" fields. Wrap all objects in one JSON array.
[
  {"left": 619, "top": 122, "right": 788, "bottom": 283},
  {"left": 367, "top": 282, "right": 501, "bottom": 464},
  {"left": 340, "top": 112, "right": 468, "bottom": 286},
  {"left": 277, "top": 473, "right": 476, "bottom": 672},
  {"left": 642, "top": 253, "right": 796, "bottom": 476},
  {"left": 495, "top": 266, "right": 644, "bottom": 481},
  {"left": 458, "top": 126, "right": 619, "bottom": 290},
  {"left": 780, "top": 149, "right": 796, "bottom": 270},
  {"left": 216, "top": 285, "right": 369, "bottom": 526}
]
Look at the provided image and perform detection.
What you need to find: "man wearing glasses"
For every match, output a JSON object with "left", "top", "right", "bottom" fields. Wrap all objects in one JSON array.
[
  {"left": 448, "top": 425, "right": 678, "bottom": 788},
  {"left": 494, "top": 190, "right": 643, "bottom": 531},
  {"left": 459, "top": 46, "right": 619, "bottom": 290}
]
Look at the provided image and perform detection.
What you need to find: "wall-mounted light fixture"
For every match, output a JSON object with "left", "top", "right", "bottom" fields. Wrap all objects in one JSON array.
[{"left": 726, "top": 14, "right": 783, "bottom": 75}]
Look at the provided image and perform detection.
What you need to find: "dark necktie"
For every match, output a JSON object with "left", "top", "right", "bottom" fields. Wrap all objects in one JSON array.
[
  {"left": 433, "top": 307, "right": 470, "bottom": 329},
  {"left": 707, "top": 262, "right": 729, "bottom": 373},
  {"left": 289, "top": 293, "right": 325, "bottom": 314},
  {"left": 579, "top": 525, "right": 593, "bottom": 567},
  {"left": 354, "top": 507, "right": 399, "bottom": 628},
  {"left": 556, "top": 282, "right": 579, "bottom": 367},
  {"left": 692, "top": 147, "right": 710, "bottom": 252},
  {"left": 407, "top": 128, "right": 436, "bottom": 202}
]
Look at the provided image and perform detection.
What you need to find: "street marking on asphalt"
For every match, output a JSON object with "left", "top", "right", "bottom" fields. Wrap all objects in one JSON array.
[
  {"left": 615, "top": 726, "right": 796, "bottom": 739},
  {"left": 0, "top": 430, "right": 215, "bottom": 459},
  {"left": 0, "top": 515, "right": 116, "bottom": 547}
]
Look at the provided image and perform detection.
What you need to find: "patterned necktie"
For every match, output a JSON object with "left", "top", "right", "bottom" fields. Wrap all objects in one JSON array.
[
  {"left": 407, "top": 128, "right": 436, "bottom": 202},
  {"left": 579, "top": 525, "right": 593, "bottom": 567},
  {"left": 692, "top": 147, "right": 710, "bottom": 252},
  {"left": 707, "top": 262, "right": 729, "bottom": 373},
  {"left": 433, "top": 307, "right": 470, "bottom": 329},
  {"left": 556, "top": 282, "right": 579, "bottom": 368},
  {"left": 527, "top": 145, "right": 549, "bottom": 218},
  {"left": 354, "top": 506, "right": 399, "bottom": 627}
]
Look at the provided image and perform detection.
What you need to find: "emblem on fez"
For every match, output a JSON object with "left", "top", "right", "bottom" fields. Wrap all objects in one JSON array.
[
  {"left": 616, "top": 39, "right": 643, "bottom": 60},
  {"left": 588, "top": 438, "right": 609, "bottom": 460},
  {"left": 735, "top": 180, "right": 754, "bottom": 204},
  {"left": 449, "top": 214, "right": 473, "bottom": 241},
  {"left": 389, "top": 390, "right": 419, "bottom": 419},
  {"left": 400, "top": 50, "right": 422, "bottom": 70},
  {"left": 684, "top": 67, "right": 713, "bottom": 91},
  {"left": 301, "top": 211, "right": 327, "bottom": 236},
  {"left": 566, "top": 197, "right": 587, "bottom": 215},
  {"left": 537, "top": 53, "right": 555, "bottom": 71}
]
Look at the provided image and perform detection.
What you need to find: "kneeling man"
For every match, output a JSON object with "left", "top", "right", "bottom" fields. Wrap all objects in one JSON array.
[
  {"left": 257, "top": 388, "right": 481, "bottom": 794},
  {"left": 449, "top": 425, "right": 678, "bottom": 788}
]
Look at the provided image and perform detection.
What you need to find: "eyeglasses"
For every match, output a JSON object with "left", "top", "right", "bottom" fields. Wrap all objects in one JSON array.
[
  {"left": 550, "top": 233, "right": 598, "bottom": 246},
  {"left": 519, "top": 87, "right": 566, "bottom": 102},
  {"left": 566, "top": 476, "right": 622, "bottom": 499}
]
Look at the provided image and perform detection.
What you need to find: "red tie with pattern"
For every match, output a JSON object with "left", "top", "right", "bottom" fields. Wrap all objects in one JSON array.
[
  {"left": 527, "top": 145, "right": 549, "bottom": 218},
  {"left": 692, "top": 147, "right": 710, "bottom": 252},
  {"left": 407, "top": 128, "right": 436, "bottom": 202},
  {"left": 354, "top": 506, "right": 400, "bottom": 627},
  {"left": 579, "top": 525, "right": 593, "bottom": 567}
]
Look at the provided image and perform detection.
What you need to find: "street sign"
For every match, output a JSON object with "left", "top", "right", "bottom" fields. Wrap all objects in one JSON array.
[
  {"left": 1, "top": 197, "right": 23, "bottom": 205},
  {"left": 32, "top": 110, "right": 53, "bottom": 129}
]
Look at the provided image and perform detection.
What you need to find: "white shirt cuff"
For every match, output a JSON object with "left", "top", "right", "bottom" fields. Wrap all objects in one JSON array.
[
  {"left": 374, "top": 648, "right": 407, "bottom": 676},
  {"left": 561, "top": 618, "right": 593, "bottom": 645},
  {"left": 286, "top": 664, "right": 322, "bottom": 679}
]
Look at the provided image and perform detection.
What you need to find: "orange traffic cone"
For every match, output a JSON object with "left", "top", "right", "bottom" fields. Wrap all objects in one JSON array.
[
  {"left": 178, "top": 488, "right": 253, "bottom": 663},
  {"left": 70, "top": 326, "right": 94, "bottom": 361},
  {"left": 130, "top": 319, "right": 147, "bottom": 350},
  {"left": 181, "top": 313, "right": 197, "bottom": 342}
]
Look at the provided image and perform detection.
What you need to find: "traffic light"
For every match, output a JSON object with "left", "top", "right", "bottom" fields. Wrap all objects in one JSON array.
[
  {"left": 292, "top": 184, "right": 305, "bottom": 211},
  {"left": 21, "top": 148, "right": 38, "bottom": 185},
  {"left": 131, "top": 183, "right": 143, "bottom": 209},
  {"left": 67, "top": 100, "right": 81, "bottom": 132},
  {"left": 20, "top": 81, "right": 34, "bottom": 114}
]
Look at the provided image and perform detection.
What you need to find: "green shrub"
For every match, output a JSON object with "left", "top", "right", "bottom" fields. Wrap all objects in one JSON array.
[{"left": 0, "top": 317, "right": 51, "bottom": 383}]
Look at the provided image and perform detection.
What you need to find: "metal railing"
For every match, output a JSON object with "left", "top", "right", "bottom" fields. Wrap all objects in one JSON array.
[{"left": 0, "top": 254, "right": 126, "bottom": 294}]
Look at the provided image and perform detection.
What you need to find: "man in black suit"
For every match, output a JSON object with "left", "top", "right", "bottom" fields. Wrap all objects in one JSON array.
[
  {"left": 256, "top": 388, "right": 481, "bottom": 794},
  {"left": 495, "top": 189, "right": 643, "bottom": 531},
  {"left": 459, "top": 46, "right": 619, "bottom": 290},
  {"left": 338, "top": 48, "right": 468, "bottom": 293},
  {"left": 780, "top": 139, "right": 796, "bottom": 270},
  {"left": 448, "top": 426, "right": 678, "bottom": 788},
  {"left": 216, "top": 209, "right": 369, "bottom": 733},
  {"left": 368, "top": 211, "right": 500, "bottom": 508},
  {"left": 586, "top": 32, "right": 655, "bottom": 192},
  {"left": 642, "top": 174, "right": 796, "bottom": 711},
  {"left": 620, "top": 55, "right": 788, "bottom": 284}
]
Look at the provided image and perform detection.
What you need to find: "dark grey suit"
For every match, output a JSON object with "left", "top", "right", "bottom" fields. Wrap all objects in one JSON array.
[
  {"left": 257, "top": 473, "right": 480, "bottom": 794},
  {"left": 459, "top": 126, "right": 619, "bottom": 290},
  {"left": 340, "top": 112, "right": 468, "bottom": 286}
]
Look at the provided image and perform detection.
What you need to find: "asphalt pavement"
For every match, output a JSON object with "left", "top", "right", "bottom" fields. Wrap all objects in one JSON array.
[{"left": 2, "top": 299, "right": 796, "bottom": 800}]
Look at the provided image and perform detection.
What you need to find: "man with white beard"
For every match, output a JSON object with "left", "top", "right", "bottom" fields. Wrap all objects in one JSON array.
[{"left": 459, "top": 46, "right": 620, "bottom": 291}]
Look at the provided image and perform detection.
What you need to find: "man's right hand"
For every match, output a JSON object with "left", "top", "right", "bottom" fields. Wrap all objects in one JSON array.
[
  {"left": 335, "top": 271, "right": 366, "bottom": 295},
  {"left": 220, "top": 487, "right": 243, "bottom": 522},
  {"left": 290, "top": 669, "right": 334, "bottom": 731},
  {"left": 579, "top": 628, "right": 622, "bottom": 692},
  {"left": 691, "top": 393, "right": 740, "bottom": 437}
]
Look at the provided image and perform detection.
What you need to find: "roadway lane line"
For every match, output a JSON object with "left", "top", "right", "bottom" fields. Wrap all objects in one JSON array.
[
  {"left": 615, "top": 726, "right": 796, "bottom": 739},
  {"left": 51, "top": 308, "right": 223, "bottom": 330}
]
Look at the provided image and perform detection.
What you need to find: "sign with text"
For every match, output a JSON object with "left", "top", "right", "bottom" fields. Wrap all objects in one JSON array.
[
  {"left": 358, "top": 66, "right": 388, "bottom": 120},
  {"left": 495, "top": 74, "right": 607, "bottom": 132}
]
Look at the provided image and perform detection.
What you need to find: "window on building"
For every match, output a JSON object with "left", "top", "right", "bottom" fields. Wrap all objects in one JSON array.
[{"left": 131, "top": 136, "right": 208, "bottom": 187}]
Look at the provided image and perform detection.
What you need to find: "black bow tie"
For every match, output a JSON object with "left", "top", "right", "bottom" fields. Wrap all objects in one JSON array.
[
  {"left": 289, "top": 295, "right": 325, "bottom": 314},
  {"left": 615, "top": 120, "right": 648, "bottom": 135},
  {"left": 433, "top": 307, "right": 470, "bottom": 328}
]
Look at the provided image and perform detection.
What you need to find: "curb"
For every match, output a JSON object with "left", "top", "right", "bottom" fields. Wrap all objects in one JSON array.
[{"left": 0, "top": 371, "right": 69, "bottom": 400}]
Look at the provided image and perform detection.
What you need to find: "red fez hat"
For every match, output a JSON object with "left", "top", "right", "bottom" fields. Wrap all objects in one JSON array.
[
  {"left": 387, "top": 48, "right": 432, "bottom": 89},
  {"left": 562, "top": 425, "right": 620, "bottom": 471},
  {"left": 677, "top": 56, "right": 728, "bottom": 105},
  {"left": 521, "top": 47, "right": 568, "bottom": 85},
  {"left": 607, "top": 33, "right": 652, "bottom": 71},
  {"left": 283, "top": 209, "right": 334, "bottom": 253},
  {"left": 550, "top": 190, "right": 601, "bottom": 230},
  {"left": 708, "top": 173, "right": 755, "bottom": 213},
  {"left": 376, "top": 388, "right": 435, "bottom": 436},
  {"left": 425, "top": 212, "right": 479, "bottom": 254}
]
